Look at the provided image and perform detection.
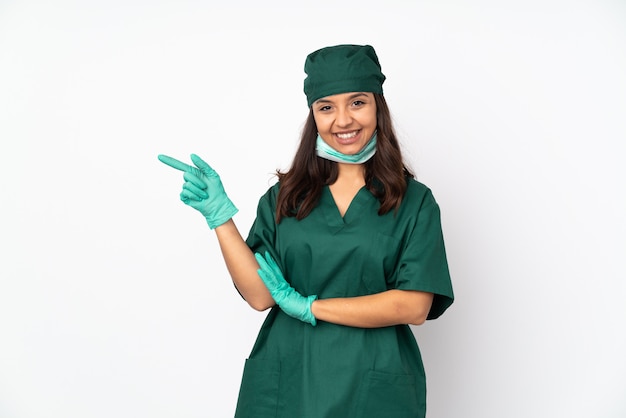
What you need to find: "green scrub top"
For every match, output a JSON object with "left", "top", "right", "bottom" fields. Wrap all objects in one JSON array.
[{"left": 235, "top": 178, "right": 454, "bottom": 418}]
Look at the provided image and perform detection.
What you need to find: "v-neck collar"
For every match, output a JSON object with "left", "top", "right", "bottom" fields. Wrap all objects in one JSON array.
[{"left": 321, "top": 185, "right": 372, "bottom": 231}]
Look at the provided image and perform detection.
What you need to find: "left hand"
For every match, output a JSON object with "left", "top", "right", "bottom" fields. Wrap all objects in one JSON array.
[{"left": 255, "top": 251, "right": 317, "bottom": 326}]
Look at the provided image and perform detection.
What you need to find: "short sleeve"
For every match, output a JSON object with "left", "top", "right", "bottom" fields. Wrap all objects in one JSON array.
[
  {"left": 245, "top": 184, "right": 280, "bottom": 261},
  {"left": 393, "top": 188, "right": 454, "bottom": 320}
]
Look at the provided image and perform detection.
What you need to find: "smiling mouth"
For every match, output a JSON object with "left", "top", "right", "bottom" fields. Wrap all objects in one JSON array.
[{"left": 335, "top": 130, "right": 359, "bottom": 139}]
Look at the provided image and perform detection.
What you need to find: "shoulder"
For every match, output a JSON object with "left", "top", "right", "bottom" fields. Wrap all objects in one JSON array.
[
  {"left": 256, "top": 181, "right": 281, "bottom": 207},
  {"left": 397, "top": 177, "right": 444, "bottom": 225},
  {"left": 262, "top": 181, "right": 281, "bottom": 197},
  {"left": 406, "top": 177, "right": 431, "bottom": 194},
  {"left": 404, "top": 177, "right": 437, "bottom": 206}
]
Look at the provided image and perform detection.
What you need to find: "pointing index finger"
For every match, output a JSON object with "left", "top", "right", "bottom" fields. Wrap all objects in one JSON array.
[{"left": 158, "top": 154, "right": 194, "bottom": 172}]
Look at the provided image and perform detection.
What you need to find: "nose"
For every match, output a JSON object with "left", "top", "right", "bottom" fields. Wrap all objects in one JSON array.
[{"left": 335, "top": 107, "right": 353, "bottom": 127}]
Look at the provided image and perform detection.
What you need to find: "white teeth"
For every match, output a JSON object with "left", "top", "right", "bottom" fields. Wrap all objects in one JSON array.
[{"left": 336, "top": 131, "right": 358, "bottom": 139}]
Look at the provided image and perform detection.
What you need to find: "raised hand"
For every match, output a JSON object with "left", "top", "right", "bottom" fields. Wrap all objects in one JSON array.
[
  {"left": 158, "top": 153, "right": 238, "bottom": 229},
  {"left": 255, "top": 251, "right": 317, "bottom": 326}
]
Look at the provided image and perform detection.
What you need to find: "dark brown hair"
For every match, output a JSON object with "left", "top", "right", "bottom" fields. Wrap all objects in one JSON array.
[{"left": 275, "top": 94, "right": 414, "bottom": 223}]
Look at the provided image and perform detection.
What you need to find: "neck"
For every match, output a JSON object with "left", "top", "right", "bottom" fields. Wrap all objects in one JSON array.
[{"left": 336, "top": 162, "right": 366, "bottom": 185}]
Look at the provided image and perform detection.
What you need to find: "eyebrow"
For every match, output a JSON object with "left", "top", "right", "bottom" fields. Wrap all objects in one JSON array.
[{"left": 314, "top": 92, "right": 370, "bottom": 105}]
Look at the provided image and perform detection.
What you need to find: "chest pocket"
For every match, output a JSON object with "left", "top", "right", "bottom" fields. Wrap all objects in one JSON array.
[{"left": 361, "top": 232, "right": 402, "bottom": 293}]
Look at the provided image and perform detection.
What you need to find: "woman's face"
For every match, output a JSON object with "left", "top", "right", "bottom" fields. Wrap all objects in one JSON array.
[{"left": 312, "top": 92, "right": 377, "bottom": 155}]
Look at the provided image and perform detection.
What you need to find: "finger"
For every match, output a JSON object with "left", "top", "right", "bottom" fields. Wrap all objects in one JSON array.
[
  {"left": 180, "top": 189, "right": 203, "bottom": 202},
  {"left": 183, "top": 172, "right": 207, "bottom": 189},
  {"left": 257, "top": 269, "right": 280, "bottom": 294},
  {"left": 255, "top": 253, "right": 280, "bottom": 284},
  {"left": 264, "top": 251, "right": 281, "bottom": 273},
  {"left": 255, "top": 252, "right": 271, "bottom": 271},
  {"left": 256, "top": 268, "right": 270, "bottom": 283},
  {"left": 182, "top": 182, "right": 209, "bottom": 199},
  {"left": 158, "top": 154, "right": 194, "bottom": 172},
  {"left": 190, "top": 154, "right": 218, "bottom": 177}
]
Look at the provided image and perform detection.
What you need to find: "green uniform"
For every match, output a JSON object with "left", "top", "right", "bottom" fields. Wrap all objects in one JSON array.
[{"left": 235, "top": 178, "right": 454, "bottom": 418}]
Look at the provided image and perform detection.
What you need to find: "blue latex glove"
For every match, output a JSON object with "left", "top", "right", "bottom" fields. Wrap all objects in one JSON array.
[
  {"left": 255, "top": 251, "right": 317, "bottom": 326},
  {"left": 158, "top": 153, "right": 238, "bottom": 229}
]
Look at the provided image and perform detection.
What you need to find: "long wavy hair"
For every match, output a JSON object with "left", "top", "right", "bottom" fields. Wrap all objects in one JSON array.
[{"left": 275, "top": 94, "right": 414, "bottom": 223}]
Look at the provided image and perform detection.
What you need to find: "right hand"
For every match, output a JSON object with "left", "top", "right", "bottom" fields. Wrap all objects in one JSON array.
[{"left": 158, "top": 153, "right": 238, "bottom": 229}]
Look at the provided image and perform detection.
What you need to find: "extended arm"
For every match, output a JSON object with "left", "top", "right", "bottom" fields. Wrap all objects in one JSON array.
[{"left": 158, "top": 154, "right": 274, "bottom": 311}]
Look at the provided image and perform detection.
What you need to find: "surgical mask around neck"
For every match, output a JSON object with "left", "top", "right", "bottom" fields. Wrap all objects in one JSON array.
[{"left": 315, "top": 132, "right": 377, "bottom": 164}]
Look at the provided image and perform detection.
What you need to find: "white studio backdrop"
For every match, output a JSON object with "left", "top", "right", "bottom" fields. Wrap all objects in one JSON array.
[{"left": 1, "top": 1, "right": 625, "bottom": 417}]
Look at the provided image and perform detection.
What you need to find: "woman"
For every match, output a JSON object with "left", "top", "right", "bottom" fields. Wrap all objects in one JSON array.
[{"left": 159, "top": 44, "right": 454, "bottom": 418}]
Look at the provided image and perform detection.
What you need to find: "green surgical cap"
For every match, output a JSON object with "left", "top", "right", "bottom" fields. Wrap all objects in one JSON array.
[{"left": 303, "top": 44, "right": 386, "bottom": 107}]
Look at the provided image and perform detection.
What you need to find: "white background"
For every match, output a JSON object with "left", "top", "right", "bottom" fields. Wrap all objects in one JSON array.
[{"left": 1, "top": 1, "right": 625, "bottom": 417}]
